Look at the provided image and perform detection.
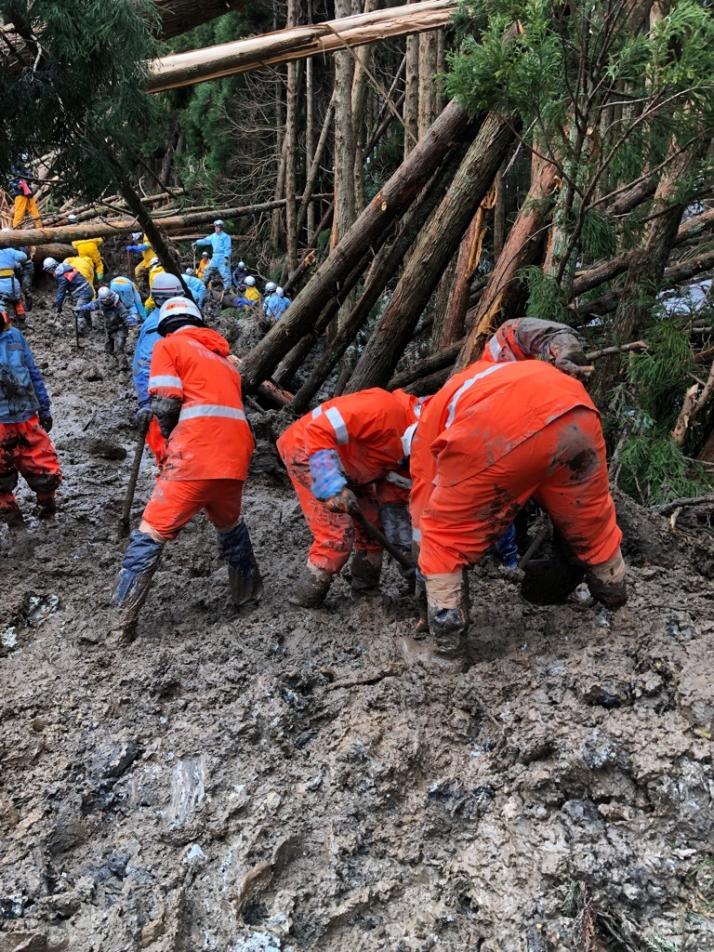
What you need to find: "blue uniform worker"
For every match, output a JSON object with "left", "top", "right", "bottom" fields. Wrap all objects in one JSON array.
[
  {"left": 196, "top": 220, "right": 232, "bottom": 287},
  {"left": 110, "top": 276, "right": 146, "bottom": 325}
]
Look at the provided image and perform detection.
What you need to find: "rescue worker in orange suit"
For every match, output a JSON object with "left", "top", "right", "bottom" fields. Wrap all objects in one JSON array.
[
  {"left": 0, "top": 308, "right": 61, "bottom": 525},
  {"left": 276, "top": 389, "right": 424, "bottom": 607},
  {"left": 112, "top": 297, "right": 262, "bottom": 641},
  {"left": 410, "top": 318, "right": 626, "bottom": 663}
]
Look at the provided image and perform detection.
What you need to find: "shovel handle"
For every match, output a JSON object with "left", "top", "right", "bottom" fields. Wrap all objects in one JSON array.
[
  {"left": 348, "top": 502, "right": 415, "bottom": 572},
  {"left": 118, "top": 419, "right": 149, "bottom": 538}
]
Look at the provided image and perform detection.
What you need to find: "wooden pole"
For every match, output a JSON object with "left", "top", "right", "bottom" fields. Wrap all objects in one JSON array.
[{"left": 147, "top": 1, "right": 458, "bottom": 93}]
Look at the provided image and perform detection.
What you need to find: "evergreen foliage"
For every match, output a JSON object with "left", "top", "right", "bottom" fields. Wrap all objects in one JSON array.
[{"left": 0, "top": 0, "right": 160, "bottom": 201}]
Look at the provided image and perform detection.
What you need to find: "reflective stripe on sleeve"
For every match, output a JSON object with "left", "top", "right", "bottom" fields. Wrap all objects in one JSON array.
[
  {"left": 149, "top": 375, "right": 183, "bottom": 390},
  {"left": 445, "top": 363, "right": 507, "bottom": 428},
  {"left": 325, "top": 406, "right": 348, "bottom": 444},
  {"left": 412, "top": 527, "right": 422, "bottom": 542},
  {"left": 178, "top": 404, "right": 247, "bottom": 422},
  {"left": 311, "top": 405, "right": 323, "bottom": 419},
  {"left": 401, "top": 422, "right": 418, "bottom": 457}
]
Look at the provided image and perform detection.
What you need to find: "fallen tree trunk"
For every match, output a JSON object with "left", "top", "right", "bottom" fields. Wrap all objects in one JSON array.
[
  {"left": 290, "top": 152, "right": 465, "bottom": 413},
  {"left": 239, "top": 99, "right": 475, "bottom": 392},
  {"left": 147, "top": 0, "right": 457, "bottom": 93},
  {"left": 0, "top": 198, "right": 315, "bottom": 249},
  {"left": 157, "top": 0, "right": 255, "bottom": 39},
  {"left": 571, "top": 207, "right": 714, "bottom": 298},
  {"left": 344, "top": 112, "right": 515, "bottom": 393},
  {"left": 455, "top": 154, "right": 559, "bottom": 370},
  {"left": 575, "top": 249, "right": 714, "bottom": 321}
]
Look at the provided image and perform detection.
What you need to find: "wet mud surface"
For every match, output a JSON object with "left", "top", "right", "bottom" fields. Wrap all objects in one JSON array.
[{"left": 2, "top": 304, "right": 713, "bottom": 951}]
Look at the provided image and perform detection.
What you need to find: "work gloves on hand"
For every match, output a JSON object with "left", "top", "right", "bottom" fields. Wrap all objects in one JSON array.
[
  {"left": 549, "top": 332, "right": 592, "bottom": 381},
  {"left": 134, "top": 405, "right": 153, "bottom": 427},
  {"left": 39, "top": 412, "right": 53, "bottom": 433},
  {"left": 325, "top": 487, "right": 358, "bottom": 514},
  {"left": 309, "top": 449, "right": 347, "bottom": 501}
]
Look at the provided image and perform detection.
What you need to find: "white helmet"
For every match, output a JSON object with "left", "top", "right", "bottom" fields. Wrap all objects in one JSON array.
[
  {"left": 276, "top": 287, "right": 285, "bottom": 297},
  {"left": 150, "top": 271, "right": 183, "bottom": 302},
  {"left": 43, "top": 257, "right": 59, "bottom": 273},
  {"left": 131, "top": 231, "right": 142, "bottom": 241},
  {"left": 68, "top": 213, "right": 77, "bottom": 223},
  {"left": 264, "top": 281, "right": 277, "bottom": 294},
  {"left": 201, "top": 251, "right": 210, "bottom": 258},
  {"left": 157, "top": 296, "right": 205, "bottom": 336},
  {"left": 184, "top": 267, "right": 195, "bottom": 276},
  {"left": 213, "top": 219, "right": 224, "bottom": 227},
  {"left": 237, "top": 260, "right": 246, "bottom": 269},
  {"left": 97, "top": 286, "right": 118, "bottom": 306},
  {"left": 244, "top": 275, "right": 256, "bottom": 287}
]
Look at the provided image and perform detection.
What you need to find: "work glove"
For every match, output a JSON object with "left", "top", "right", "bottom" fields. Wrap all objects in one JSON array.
[
  {"left": 134, "top": 405, "right": 153, "bottom": 427},
  {"left": 325, "top": 488, "right": 358, "bottom": 514},
  {"left": 39, "top": 412, "right": 53, "bottom": 433},
  {"left": 550, "top": 333, "right": 592, "bottom": 381},
  {"left": 309, "top": 448, "right": 347, "bottom": 501}
]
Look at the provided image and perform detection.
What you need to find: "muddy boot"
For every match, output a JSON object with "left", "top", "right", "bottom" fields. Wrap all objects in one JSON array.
[
  {"left": 586, "top": 549, "right": 627, "bottom": 609},
  {"left": 424, "top": 570, "right": 470, "bottom": 669},
  {"left": 0, "top": 501, "right": 24, "bottom": 528},
  {"left": 350, "top": 549, "right": 382, "bottom": 596},
  {"left": 428, "top": 605, "right": 469, "bottom": 662},
  {"left": 111, "top": 530, "right": 164, "bottom": 643},
  {"left": 35, "top": 492, "right": 56, "bottom": 519},
  {"left": 217, "top": 519, "right": 263, "bottom": 608},
  {"left": 289, "top": 562, "right": 333, "bottom": 608},
  {"left": 414, "top": 572, "right": 428, "bottom": 637}
]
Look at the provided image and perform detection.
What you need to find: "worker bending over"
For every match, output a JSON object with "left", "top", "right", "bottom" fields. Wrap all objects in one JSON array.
[
  {"left": 126, "top": 233, "right": 155, "bottom": 286},
  {"left": 263, "top": 284, "right": 291, "bottom": 323},
  {"left": 182, "top": 268, "right": 206, "bottom": 307},
  {"left": 43, "top": 257, "right": 93, "bottom": 331},
  {"left": 79, "top": 287, "right": 133, "bottom": 369},
  {"left": 110, "top": 275, "right": 146, "bottom": 324},
  {"left": 112, "top": 297, "right": 262, "bottom": 640},
  {"left": 71, "top": 237, "right": 105, "bottom": 282},
  {"left": 411, "top": 318, "right": 626, "bottom": 663},
  {"left": 277, "top": 389, "right": 422, "bottom": 607},
  {"left": 0, "top": 308, "right": 61, "bottom": 524}
]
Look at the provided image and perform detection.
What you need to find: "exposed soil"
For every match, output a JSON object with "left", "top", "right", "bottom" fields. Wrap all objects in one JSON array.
[{"left": 1, "top": 301, "right": 713, "bottom": 952}]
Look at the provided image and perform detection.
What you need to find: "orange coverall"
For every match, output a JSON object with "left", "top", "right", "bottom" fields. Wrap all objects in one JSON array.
[
  {"left": 277, "top": 388, "right": 422, "bottom": 574},
  {"left": 143, "top": 325, "right": 254, "bottom": 539},
  {"left": 412, "top": 351, "right": 621, "bottom": 578}
]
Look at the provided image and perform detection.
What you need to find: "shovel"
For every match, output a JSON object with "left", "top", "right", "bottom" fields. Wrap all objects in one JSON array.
[
  {"left": 348, "top": 501, "right": 416, "bottom": 574},
  {"left": 118, "top": 419, "right": 149, "bottom": 539}
]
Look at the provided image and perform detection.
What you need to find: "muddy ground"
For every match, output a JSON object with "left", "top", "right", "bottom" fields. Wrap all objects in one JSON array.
[{"left": 1, "top": 298, "right": 713, "bottom": 952}]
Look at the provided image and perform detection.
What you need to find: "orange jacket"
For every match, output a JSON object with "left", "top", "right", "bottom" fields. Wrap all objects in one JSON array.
[
  {"left": 148, "top": 326, "right": 254, "bottom": 481},
  {"left": 280, "top": 388, "right": 424, "bottom": 489},
  {"left": 410, "top": 353, "right": 596, "bottom": 539}
]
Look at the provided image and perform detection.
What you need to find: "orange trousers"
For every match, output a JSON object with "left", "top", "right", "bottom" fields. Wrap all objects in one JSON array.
[
  {"left": 419, "top": 407, "right": 621, "bottom": 576},
  {"left": 142, "top": 477, "right": 243, "bottom": 540},
  {"left": 277, "top": 434, "right": 385, "bottom": 574},
  {"left": 0, "top": 417, "right": 62, "bottom": 507}
]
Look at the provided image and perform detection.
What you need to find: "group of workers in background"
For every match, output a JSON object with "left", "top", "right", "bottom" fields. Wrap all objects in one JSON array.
[{"left": 1, "top": 189, "right": 627, "bottom": 665}]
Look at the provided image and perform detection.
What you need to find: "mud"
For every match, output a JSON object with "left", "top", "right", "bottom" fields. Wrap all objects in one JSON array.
[{"left": 2, "top": 302, "right": 713, "bottom": 952}]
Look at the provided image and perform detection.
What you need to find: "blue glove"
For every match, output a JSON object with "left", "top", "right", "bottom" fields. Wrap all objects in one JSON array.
[
  {"left": 309, "top": 449, "right": 347, "bottom": 501},
  {"left": 126, "top": 244, "right": 140, "bottom": 252},
  {"left": 78, "top": 302, "right": 94, "bottom": 311}
]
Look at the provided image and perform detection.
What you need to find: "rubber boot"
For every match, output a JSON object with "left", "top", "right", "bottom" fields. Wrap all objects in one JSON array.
[
  {"left": 217, "top": 519, "right": 263, "bottom": 608},
  {"left": 111, "top": 530, "right": 164, "bottom": 643},
  {"left": 350, "top": 549, "right": 382, "bottom": 596},
  {"left": 289, "top": 562, "right": 333, "bottom": 608},
  {"left": 35, "top": 491, "right": 56, "bottom": 519},
  {"left": 0, "top": 496, "right": 24, "bottom": 528},
  {"left": 414, "top": 572, "right": 428, "bottom": 637},
  {"left": 586, "top": 572, "right": 627, "bottom": 610},
  {"left": 425, "top": 571, "right": 470, "bottom": 669}
]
